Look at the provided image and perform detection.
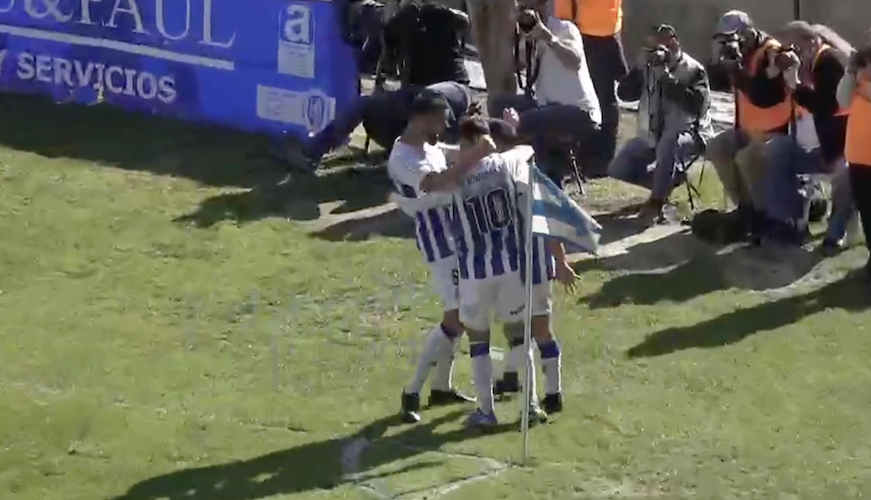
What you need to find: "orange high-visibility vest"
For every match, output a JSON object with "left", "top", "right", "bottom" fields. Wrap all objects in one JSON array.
[
  {"left": 553, "top": 0, "right": 622, "bottom": 37},
  {"left": 736, "top": 39, "right": 796, "bottom": 136},
  {"left": 845, "top": 75, "right": 871, "bottom": 166},
  {"left": 810, "top": 44, "right": 850, "bottom": 116}
]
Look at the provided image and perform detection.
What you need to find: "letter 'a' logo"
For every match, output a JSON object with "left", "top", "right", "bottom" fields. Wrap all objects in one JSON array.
[
  {"left": 303, "top": 90, "right": 328, "bottom": 133},
  {"left": 281, "top": 4, "right": 314, "bottom": 45}
]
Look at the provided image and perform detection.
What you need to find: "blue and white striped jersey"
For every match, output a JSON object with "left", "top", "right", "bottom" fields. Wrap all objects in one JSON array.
[
  {"left": 531, "top": 236, "right": 556, "bottom": 285},
  {"left": 449, "top": 153, "right": 527, "bottom": 281},
  {"left": 387, "top": 141, "right": 455, "bottom": 264}
]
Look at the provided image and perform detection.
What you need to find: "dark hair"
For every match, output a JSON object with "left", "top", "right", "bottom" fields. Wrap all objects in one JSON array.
[
  {"left": 487, "top": 119, "right": 519, "bottom": 146},
  {"left": 458, "top": 117, "right": 489, "bottom": 142},
  {"left": 408, "top": 94, "right": 449, "bottom": 118}
]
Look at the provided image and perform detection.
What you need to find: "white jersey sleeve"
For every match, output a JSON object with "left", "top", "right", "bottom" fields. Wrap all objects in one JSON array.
[{"left": 389, "top": 191, "right": 454, "bottom": 216}]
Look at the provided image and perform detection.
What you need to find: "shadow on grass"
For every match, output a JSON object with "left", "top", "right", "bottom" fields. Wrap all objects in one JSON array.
[
  {"left": 174, "top": 166, "right": 395, "bottom": 226},
  {"left": 576, "top": 231, "right": 826, "bottom": 308},
  {"left": 0, "top": 94, "right": 385, "bottom": 193},
  {"left": 110, "top": 410, "right": 517, "bottom": 500},
  {"left": 0, "top": 94, "right": 284, "bottom": 188},
  {"left": 310, "top": 207, "right": 417, "bottom": 241},
  {"left": 626, "top": 269, "right": 870, "bottom": 358}
]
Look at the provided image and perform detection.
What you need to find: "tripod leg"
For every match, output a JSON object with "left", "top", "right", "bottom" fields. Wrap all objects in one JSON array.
[{"left": 569, "top": 151, "right": 585, "bottom": 197}]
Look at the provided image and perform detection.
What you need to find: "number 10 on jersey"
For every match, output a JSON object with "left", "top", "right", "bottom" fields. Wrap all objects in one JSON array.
[{"left": 463, "top": 188, "right": 515, "bottom": 235}]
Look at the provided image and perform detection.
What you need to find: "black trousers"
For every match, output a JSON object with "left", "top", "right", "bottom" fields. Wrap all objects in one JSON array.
[
  {"left": 849, "top": 164, "right": 871, "bottom": 262},
  {"left": 491, "top": 94, "right": 598, "bottom": 187},
  {"left": 581, "top": 32, "right": 628, "bottom": 174}
]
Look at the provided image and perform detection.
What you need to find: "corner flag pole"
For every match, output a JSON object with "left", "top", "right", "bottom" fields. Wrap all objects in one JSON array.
[{"left": 519, "top": 162, "right": 536, "bottom": 464}]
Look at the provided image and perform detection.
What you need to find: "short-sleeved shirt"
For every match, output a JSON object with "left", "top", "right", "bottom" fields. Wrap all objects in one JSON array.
[
  {"left": 387, "top": 140, "right": 455, "bottom": 263},
  {"left": 535, "top": 16, "right": 602, "bottom": 124},
  {"left": 449, "top": 153, "right": 528, "bottom": 281}
]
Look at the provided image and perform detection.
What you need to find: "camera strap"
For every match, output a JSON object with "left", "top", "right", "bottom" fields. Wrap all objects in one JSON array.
[{"left": 514, "top": 31, "right": 541, "bottom": 96}]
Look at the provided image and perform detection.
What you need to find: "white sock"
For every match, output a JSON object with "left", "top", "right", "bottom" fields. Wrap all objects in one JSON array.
[
  {"left": 431, "top": 335, "right": 459, "bottom": 391},
  {"left": 537, "top": 340, "right": 562, "bottom": 395},
  {"left": 503, "top": 343, "right": 523, "bottom": 375},
  {"left": 519, "top": 346, "right": 538, "bottom": 403},
  {"left": 470, "top": 342, "right": 495, "bottom": 414},
  {"left": 405, "top": 325, "right": 452, "bottom": 395}
]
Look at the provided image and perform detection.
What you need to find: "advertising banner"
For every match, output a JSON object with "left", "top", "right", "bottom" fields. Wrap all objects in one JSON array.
[{"left": 0, "top": 0, "right": 360, "bottom": 139}]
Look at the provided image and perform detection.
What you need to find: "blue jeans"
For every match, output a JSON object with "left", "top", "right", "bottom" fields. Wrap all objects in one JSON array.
[
  {"left": 763, "top": 135, "right": 854, "bottom": 241},
  {"left": 307, "top": 81, "right": 467, "bottom": 160},
  {"left": 607, "top": 132, "right": 699, "bottom": 201}
]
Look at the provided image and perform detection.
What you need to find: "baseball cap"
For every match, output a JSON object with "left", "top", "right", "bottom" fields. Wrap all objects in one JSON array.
[{"left": 715, "top": 10, "right": 753, "bottom": 35}]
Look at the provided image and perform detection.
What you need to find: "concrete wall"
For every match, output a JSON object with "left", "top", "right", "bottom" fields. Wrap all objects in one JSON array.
[
  {"left": 437, "top": 0, "right": 868, "bottom": 62},
  {"left": 620, "top": 0, "right": 866, "bottom": 62}
]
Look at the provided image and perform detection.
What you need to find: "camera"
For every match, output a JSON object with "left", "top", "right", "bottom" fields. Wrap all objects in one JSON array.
[
  {"left": 518, "top": 9, "right": 538, "bottom": 33},
  {"left": 714, "top": 33, "right": 742, "bottom": 64},
  {"left": 771, "top": 45, "right": 800, "bottom": 70},
  {"left": 645, "top": 45, "right": 669, "bottom": 66}
]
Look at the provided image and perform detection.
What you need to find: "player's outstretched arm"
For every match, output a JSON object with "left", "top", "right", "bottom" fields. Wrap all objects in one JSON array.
[{"left": 548, "top": 239, "right": 577, "bottom": 293}]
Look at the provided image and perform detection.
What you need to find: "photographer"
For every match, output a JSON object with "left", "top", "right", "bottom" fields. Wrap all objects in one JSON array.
[
  {"left": 554, "top": 0, "right": 627, "bottom": 175},
  {"left": 280, "top": 1, "right": 473, "bottom": 171},
  {"left": 761, "top": 21, "right": 852, "bottom": 247},
  {"left": 492, "top": 0, "right": 601, "bottom": 187},
  {"left": 838, "top": 43, "right": 871, "bottom": 281},
  {"left": 706, "top": 10, "right": 799, "bottom": 241},
  {"left": 607, "top": 24, "right": 713, "bottom": 226},
  {"left": 342, "top": 0, "right": 387, "bottom": 75},
  {"left": 382, "top": 0, "right": 470, "bottom": 87}
]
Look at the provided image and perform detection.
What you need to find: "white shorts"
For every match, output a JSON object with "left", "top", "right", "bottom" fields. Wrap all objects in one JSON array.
[
  {"left": 458, "top": 273, "right": 526, "bottom": 332},
  {"left": 532, "top": 283, "right": 552, "bottom": 317},
  {"left": 428, "top": 258, "right": 459, "bottom": 311}
]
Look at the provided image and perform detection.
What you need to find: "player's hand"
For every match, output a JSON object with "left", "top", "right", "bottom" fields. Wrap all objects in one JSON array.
[
  {"left": 527, "top": 18, "right": 551, "bottom": 43},
  {"left": 502, "top": 107, "right": 520, "bottom": 128},
  {"left": 554, "top": 261, "right": 578, "bottom": 294}
]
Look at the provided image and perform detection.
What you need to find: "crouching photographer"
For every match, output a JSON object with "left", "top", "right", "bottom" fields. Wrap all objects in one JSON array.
[
  {"left": 280, "top": 0, "right": 472, "bottom": 172},
  {"left": 608, "top": 24, "right": 713, "bottom": 226},
  {"left": 700, "top": 11, "right": 798, "bottom": 243},
  {"left": 760, "top": 21, "right": 853, "bottom": 248},
  {"left": 490, "top": 0, "right": 601, "bottom": 187}
]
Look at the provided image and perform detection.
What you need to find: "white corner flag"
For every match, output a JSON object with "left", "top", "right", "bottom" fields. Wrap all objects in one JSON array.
[{"left": 517, "top": 158, "right": 601, "bottom": 464}]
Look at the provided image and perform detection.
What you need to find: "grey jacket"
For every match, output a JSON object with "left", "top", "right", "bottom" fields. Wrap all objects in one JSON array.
[{"left": 618, "top": 50, "right": 714, "bottom": 146}]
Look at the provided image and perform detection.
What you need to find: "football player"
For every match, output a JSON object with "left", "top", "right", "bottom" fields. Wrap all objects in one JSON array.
[{"left": 387, "top": 92, "right": 495, "bottom": 423}]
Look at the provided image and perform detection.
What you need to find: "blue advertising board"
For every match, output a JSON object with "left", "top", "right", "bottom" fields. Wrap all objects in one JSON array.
[{"left": 0, "top": 0, "right": 360, "bottom": 139}]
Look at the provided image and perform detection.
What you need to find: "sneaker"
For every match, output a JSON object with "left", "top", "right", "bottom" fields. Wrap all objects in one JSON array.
[
  {"left": 818, "top": 238, "right": 844, "bottom": 257},
  {"left": 464, "top": 408, "right": 498, "bottom": 428},
  {"left": 637, "top": 200, "right": 665, "bottom": 228},
  {"left": 494, "top": 371, "right": 520, "bottom": 397},
  {"left": 400, "top": 392, "right": 421, "bottom": 424},
  {"left": 541, "top": 393, "right": 563, "bottom": 414},
  {"left": 523, "top": 403, "right": 548, "bottom": 426},
  {"left": 428, "top": 389, "right": 475, "bottom": 406}
]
